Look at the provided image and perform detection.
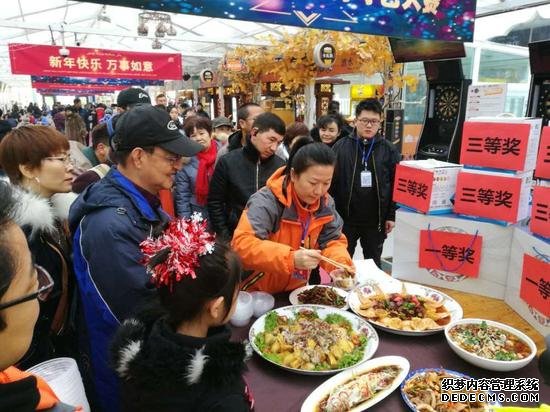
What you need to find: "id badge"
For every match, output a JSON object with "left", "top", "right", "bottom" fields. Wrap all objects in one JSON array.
[{"left": 360, "top": 171, "right": 372, "bottom": 188}]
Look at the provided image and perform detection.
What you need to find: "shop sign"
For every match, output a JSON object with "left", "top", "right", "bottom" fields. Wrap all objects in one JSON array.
[
  {"left": 454, "top": 172, "right": 522, "bottom": 223},
  {"left": 460, "top": 122, "right": 531, "bottom": 171},
  {"left": 393, "top": 164, "right": 434, "bottom": 213},
  {"left": 530, "top": 186, "right": 550, "bottom": 239},
  {"left": 313, "top": 42, "right": 336, "bottom": 69},
  {"left": 520, "top": 254, "right": 550, "bottom": 317},
  {"left": 9, "top": 43, "right": 182, "bottom": 80},
  {"left": 535, "top": 127, "right": 550, "bottom": 179},
  {"left": 200, "top": 69, "right": 215, "bottom": 84},
  {"left": 350, "top": 85, "right": 377, "bottom": 100},
  {"left": 83, "top": 0, "right": 476, "bottom": 41},
  {"left": 419, "top": 230, "right": 482, "bottom": 278},
  {"left": 223, "top": 57, "right": 248, "bottom": 73}
]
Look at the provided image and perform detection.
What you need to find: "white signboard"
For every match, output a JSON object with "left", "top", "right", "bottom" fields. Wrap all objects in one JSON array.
[{"left": 465, "top": 84, "right": 508, "bottom": 120}]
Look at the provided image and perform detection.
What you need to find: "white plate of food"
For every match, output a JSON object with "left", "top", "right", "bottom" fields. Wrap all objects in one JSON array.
[
  {"left": 249, "top": 305, "right": 379, "bottom": 375},
  {"left": 445, "top": 318, "right": 537, "bottom": 372},
  {"left": 289, "top": 285, "right": 349, "bottom": 310},
  {"left": 301, "top": 355, "right": 410, "bottom": 412},
  {"left": 401, "top": 368, "right": 501, "bottom": 411},
  {"left": 348, "top": 281, "right": 463, "bottom": 336}
]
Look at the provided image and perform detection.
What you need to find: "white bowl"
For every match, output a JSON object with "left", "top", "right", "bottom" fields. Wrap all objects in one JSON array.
[
  {"left": 444, "top": 318, "right": 537, "bottom": 372},
  {"left": 250, "top": 291, "right": 275, "bottom": 318},
  {"left": 230, "top": 291, "right": 254, "bottom": 327}
]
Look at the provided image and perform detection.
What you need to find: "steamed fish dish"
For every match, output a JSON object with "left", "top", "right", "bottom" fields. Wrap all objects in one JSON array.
[
  {"left": 318, "top": 365, "right": 401, "bottom": 412},
  {"left": 254, "top": 309, "right": 367, "bottom": 371}
]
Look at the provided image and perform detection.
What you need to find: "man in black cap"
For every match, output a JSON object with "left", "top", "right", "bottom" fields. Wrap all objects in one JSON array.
[
  {"left": 68, "top": 104, "right": 201, "bottom": 411},
  {"left": 116, "top": 87, "right": 151, "bottom": 113}
]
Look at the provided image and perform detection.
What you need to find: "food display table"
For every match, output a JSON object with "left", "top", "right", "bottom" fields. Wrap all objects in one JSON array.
[{"left": 231, "top": 260, "right": 549, "bottom": 411}]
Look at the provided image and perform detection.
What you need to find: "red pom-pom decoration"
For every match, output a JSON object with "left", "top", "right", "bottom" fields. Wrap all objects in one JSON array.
[{"left": 140, "top": 213, "right": 215, "bottom": 289}]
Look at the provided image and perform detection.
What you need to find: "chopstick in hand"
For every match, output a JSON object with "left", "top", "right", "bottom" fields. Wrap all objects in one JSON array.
[{"left": 299, "top": 247, "right": 355, "bottom": 274}]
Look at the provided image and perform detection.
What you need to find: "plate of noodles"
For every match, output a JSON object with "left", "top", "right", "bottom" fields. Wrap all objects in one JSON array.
[{"left": 289, "top": 285, "right": 349, "bottom": 310}]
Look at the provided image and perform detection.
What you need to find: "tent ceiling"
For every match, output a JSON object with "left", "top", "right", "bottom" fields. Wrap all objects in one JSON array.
[{"left": 0, "top": 0, "right": 548, "bottom": 90}]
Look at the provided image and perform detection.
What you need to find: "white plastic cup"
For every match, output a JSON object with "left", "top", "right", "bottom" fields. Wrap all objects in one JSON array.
[
  {"left": 27, "top": 357, "right": 90, "bottom": 412},
  {"left": 250, "top": 291, "right": 275, "bottom": 317},
  {"left": 230, "top": 291, "right": 254, "bottom": 327}
]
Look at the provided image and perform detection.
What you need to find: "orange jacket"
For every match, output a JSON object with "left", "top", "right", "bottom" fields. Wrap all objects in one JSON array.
[{"left": 232, "top": 167, "right": 352, "bottom": 294}]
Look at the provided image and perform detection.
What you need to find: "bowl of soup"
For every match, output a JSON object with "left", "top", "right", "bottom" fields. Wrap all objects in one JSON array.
[{"left": 444, "top": 318, "right": 536, "bottom": 371}]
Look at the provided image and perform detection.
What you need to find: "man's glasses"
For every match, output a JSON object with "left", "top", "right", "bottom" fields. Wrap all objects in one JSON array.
[
  {"left": 150, "top": 152, "right": 183, "bottom": 167},
  {"left": 356, "top": 118, "right": 381, "bottom": 126},
  {"left": 44, "top": 154, "right": 73, "bottom": 165},
  {"left": 0, "top": 265, "right": 54, "bottom": 311}
]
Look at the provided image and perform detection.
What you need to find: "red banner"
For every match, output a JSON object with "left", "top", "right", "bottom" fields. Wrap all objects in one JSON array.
[
  {"left": 535, "top": 127, "right": 550, "bottom": 179},
  {"left": 393, "top": 164, "right": 433, "bottom": 213},
  {"left": 530, "top": 186, "right": 550, "bottom": 239},
  {"left": 520, "top": 254, "right": 550, "bottom": 317},
  {"left": 460, "top": 122, "right": 530, "bottom": 171},
  {"left": 454, "top": 171, "right": 521, "bottom": 223},
  {"left": 32, "top": 82, "right": 125, "bottom": 92},
  {"left": 9, "top": 43, "right": 182, "bottom": 80},
  {"left": 418, "top": 230, "right": 482, "bottom": 277}
]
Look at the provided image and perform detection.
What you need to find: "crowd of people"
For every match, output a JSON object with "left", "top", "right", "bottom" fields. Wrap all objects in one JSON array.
[{"left": 0, "top": 87, "right": 399, "bottom": 411}]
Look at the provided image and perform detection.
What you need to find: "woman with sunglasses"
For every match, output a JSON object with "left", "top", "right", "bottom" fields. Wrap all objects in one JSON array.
[
  {"left": 0, "top": 126, "right": 77, "bottom": 369},
  {"left": 0, "top": 182, "right": 80, "bottom": 411}
]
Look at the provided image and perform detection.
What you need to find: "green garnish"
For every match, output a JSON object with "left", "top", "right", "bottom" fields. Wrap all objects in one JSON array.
[
  {"left": 324, "top": 313, "right": 351, "bottom": 329},
  {"left": 337, "top": 335, "right": 367, "bottom": 368},
  {"left": 402, "top": 302, "right": 415, "bottom": 310},
  {"left": 264, "top": 353, "right": 282, "bottom": 363},
  {"left": 480, "top": 321, "right": 488, "bottom": 330},
  {"left": 494, "top": 351, "right": 517, "bottom": 361},
  {"left": 264, "top": 311, "right": 278, "bottom": 332},
  {"left": 254, "top": 334, "right": 266, "bottom": 351}
]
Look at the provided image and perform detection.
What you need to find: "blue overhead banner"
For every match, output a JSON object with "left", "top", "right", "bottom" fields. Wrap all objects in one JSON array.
[
  {"left": 82, "top": 0, "right": 476, "bottom": 42},
  {"left": 31, "top": 76, "right": 164, "bottom": 87}
]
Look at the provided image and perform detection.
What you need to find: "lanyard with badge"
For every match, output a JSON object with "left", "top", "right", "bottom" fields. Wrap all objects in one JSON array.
[
  {"left": 292, "top": 215, "right": 311, "bottom": 281},
  {"left": 359, "top": 138, "right": 375, "bottom": 188}
]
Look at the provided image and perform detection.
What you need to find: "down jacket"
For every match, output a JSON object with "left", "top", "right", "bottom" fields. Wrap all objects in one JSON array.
[
  {"left": 111, "top": 317, "right": 253, "bottom": 412},
  {"left": 232, "top": 167, "right": 352, "bottom": 294}
]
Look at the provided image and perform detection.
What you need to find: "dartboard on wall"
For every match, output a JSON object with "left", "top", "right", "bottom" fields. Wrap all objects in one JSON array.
[
  {"left": 435, "top": 85, "right": 460, "bottom": 122},
  {"left": 537, "top": 81, "right": 550, "bottom": 122}
]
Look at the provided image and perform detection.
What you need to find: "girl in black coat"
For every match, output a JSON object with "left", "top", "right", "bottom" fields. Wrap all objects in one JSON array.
[{"left": 111, "top": 216, "right": 253, "bottom": 412}]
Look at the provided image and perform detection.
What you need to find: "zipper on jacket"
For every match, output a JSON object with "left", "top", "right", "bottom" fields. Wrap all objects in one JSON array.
[
  {"left": 346, "top": 146, "right": 359, "bottom": 217},
  {"left": 256, "top": 160, "right": 260, "bottom": 192},
  {"left": 372, "top": 151, "right": 382, "bottom": 232}
]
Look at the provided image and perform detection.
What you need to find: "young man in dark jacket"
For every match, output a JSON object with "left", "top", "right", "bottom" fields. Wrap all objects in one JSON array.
[
  {"left": 69, "top": 104, "right": 201, "bottom": 411},
  {"left": 208, "top": 112, "right": 286, "bottom": 240},
  {"left": 330, "top": 98, "right": 400, "bottom": 268}
]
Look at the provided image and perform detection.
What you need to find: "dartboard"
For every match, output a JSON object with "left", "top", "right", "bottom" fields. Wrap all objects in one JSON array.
[
  {"left": 537, "top": 82, "right": 550, "bottom": 121},
  {"left": 435, "top": 85, "right": 460, "bottom": 122}
]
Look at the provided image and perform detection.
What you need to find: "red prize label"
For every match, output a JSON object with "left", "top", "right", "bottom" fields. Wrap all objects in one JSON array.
[
  {"left": 418, "top": 230, "right": 482, "bottom": 277},
  {"left": 535, "top": 127, "right": 550, "bottom": 179},
  {"left": 520, "top": 254, "right": 550, "bottom": 317},
  {"left": 9, "top": 43, "right": 182, "bottom": 80},
  {"left": 393, "top": 164, "right": 433, "bottom": 213},
  {"left": 460, "top": 122, "right": 530, "bottom": 171},
  {"left": 454, "top": 172, "right": 521, "bottom": 223},
  {"left": 530, "top": 186, "right": 550, "bottom": 239}
]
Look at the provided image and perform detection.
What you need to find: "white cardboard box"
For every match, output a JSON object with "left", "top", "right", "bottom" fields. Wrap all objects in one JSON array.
[
  {"left": 393, "top": 159, "right": 462, "bottom": 214},
  {"left": 454, "top": 168, "right": 533, "bottom": 225},
  {"left": 505, "top": 226, "right": 550, "bottom": 336},
  {"left": 461, "top": 117, "right": 542, "bottom": 172},
  {"left": 392, "top": 209, "right": 514, "bottom": 299}
]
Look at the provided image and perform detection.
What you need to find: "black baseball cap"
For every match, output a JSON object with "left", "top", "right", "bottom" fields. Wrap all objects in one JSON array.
[
  {"left": 112, "top": 104, "right": 202, "bottom": 156},
  {"left": 117, "top": 87, "right": 151, "bottom": 108}
]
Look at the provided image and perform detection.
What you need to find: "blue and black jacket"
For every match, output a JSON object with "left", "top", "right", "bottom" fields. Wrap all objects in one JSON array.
[{"left": 69, "top": 168, "right": 169, "bottom": 412}]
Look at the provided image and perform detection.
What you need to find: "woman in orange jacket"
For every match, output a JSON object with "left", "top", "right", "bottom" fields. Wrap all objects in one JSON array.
[{"left": 232, "top": 137, "right": 354, "bottom": 294}]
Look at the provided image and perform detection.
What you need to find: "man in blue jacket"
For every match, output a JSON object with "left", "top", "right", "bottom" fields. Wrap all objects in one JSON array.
[{"left": 69, "top": 104, "right": 201, "bottom": 411}]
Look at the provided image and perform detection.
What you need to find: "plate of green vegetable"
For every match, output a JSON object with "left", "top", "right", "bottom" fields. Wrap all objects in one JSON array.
[{"left": 249, "top": 305, "right": 379, "bottom": 375}]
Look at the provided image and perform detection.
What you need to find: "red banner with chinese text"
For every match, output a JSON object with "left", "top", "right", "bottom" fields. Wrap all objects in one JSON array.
[
  {"left": 520, "top": 254, "right": 550, "bottom": 317},
  {"left": 419, "top": 230, "right": 482, "bottom": 277},
  {"left": 530, "top": 186, "right": 550, "bottom": 239},
  {"left": 392, "top": 164, "right": 433, "bottom": 213},
  {"left": 535, "top": 127, "right": 550, "bottom": 179},
  {"left": 460, "top": 122, "right": 530, "bottom": 171},
  {"left": 9, "top": 43, "right": 182, "bottom": 80}
]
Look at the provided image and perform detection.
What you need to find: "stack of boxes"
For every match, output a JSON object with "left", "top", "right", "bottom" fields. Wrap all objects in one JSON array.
[
  {"left": 505, "top": 126, "right": 550, "bottom": 336},
  {"left": 392, "top": 118, "right": 548, "bottom": 337}
]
